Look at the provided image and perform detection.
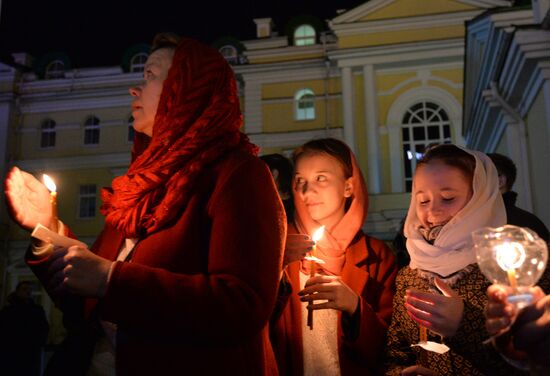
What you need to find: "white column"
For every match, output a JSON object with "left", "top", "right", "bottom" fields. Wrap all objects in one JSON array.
[
  {"left": 505, "top": 122, "right": 533, "bottom": 211},
  {"left": 341, "top": 67, "right": 356, "bottom": 153},
  {"left": 363, "top": 64, "right": 381, "bottom": 194},
  {"left": 388, "top": 124, "right": 405, "bottom": 193},
  {"left": 544, "top": 81, "right": 550, "bottom": 140}
]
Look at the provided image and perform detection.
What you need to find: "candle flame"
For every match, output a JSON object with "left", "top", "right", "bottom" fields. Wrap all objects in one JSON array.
[
  {"left": 495, "top": 241, "right": 526, "bottom": 271},
  {"left": 43, "top": 174, "right": 56, "bottom": 192},
  {"left": 312, "top": 225, "right": 325, "bottom": 243}
]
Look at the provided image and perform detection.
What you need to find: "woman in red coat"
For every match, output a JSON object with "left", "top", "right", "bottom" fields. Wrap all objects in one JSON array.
[
  {"left": 270, "top": 138, "right": 397, "bottom": 375},
  {"left": 4, "top": 33, "right": 285, "bottom": 375}
]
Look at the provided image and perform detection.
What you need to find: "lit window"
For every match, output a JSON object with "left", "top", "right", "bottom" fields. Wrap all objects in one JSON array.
[
  {"left": 402, "top": 101, "right": 451, "bottom": 191},
  {"left": 130, "top": 53, "right": 148, "bottom": 73},
  {"left": 40, "top": 119, "right": 56, "bottom": 148},
  {"left": 219, "top": 45, "right": 238, "bottom": 64},
  {"left": 45, "top": 60, "right": 65, "bottom": 79},
  {"left": 295, "top": 89, "right": 315, "bottom": 120},
  {"left": 294, "top": 25, "right": 316, "bottom": 46},
  {"left": 128, "top": 116, "right": 135, "bottom": 142},
  {"left": 78, "top": 184, "right": 96, "bottom": 218},
  {"left": 84, "top": 116, "right": 100, "bottom": 145}
]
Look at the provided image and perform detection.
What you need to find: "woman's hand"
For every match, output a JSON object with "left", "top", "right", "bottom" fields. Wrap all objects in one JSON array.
[
  {"left": 299, "top": 275, "right": 359, "bottom": 315},
  {"left": 4, "top": 167, "right": 53, "bottom": 231},
  {"left": 48, "top": 245, "right": 113, "bottom": 298},
  {"left": 513, "top": 291, "right": 550, "bottom": 366},
  {"left": 485, "top": 284, "right": 518, "bottom": 336},
  {"left": 405, "top": 278, "right": 464, "bottom": 338},
  {"left": 284, "top": 233, "right": 314, "bottom": 267},
  {"left": 401, "top": 365, "right": 438, "bottom": 376}
]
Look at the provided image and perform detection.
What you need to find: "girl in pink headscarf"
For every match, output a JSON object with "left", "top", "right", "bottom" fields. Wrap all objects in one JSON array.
[{"left": 270, "top": 138, "right": 397, "bottom": 376}]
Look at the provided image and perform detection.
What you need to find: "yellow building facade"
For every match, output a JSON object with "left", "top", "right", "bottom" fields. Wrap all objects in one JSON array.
[{"left": 1, "top": 0, "right": 538, "bottom": 344}]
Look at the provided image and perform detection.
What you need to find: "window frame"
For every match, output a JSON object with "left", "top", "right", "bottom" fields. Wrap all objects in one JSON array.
[
  {"left": 294, "top": 25, "right": 316, "bottom": 46},
  {"left": 294, "top": 88, "right": 316, "bottom": 121},
  {"left": 78, "top": 184, "right": 97, "bottom": 219},
  {"left": 83, "top": 116, "right": 100, "bottom": 146},
  {"left": 40, "top": 119, "right": 56, "bottom": 148},
  {"left": 130, "top": 52, "right": 148, "bottom": 73}
]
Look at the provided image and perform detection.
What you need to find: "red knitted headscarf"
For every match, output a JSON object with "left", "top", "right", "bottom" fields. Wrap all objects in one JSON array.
[
  {"left": 101, "top": 38, "right": 258, "bottom": 238},
  {"left": 294, "top": 143, "right": 369, "bottom": 276}
]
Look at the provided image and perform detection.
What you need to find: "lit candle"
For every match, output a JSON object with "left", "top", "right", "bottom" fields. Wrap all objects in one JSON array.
[
  {"left": 494, "top": 241, "right": 526, "bottom": 291},
  {"left": 307, "top": 225, "right": 325, "bottom": 330},
  {"left": 43, "top": 174, "right": 58, "bottom": 232}
]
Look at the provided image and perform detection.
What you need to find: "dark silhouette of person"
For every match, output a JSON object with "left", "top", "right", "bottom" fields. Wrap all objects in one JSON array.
[
  {"left": 488, "top": 153, "right": 550, "bottom": 242},
  {"left": 0, "top": 281, "right": 49, "bottom": 376},
  {"left": 261, "top": 153, "right": 295, "bottom": 223}
]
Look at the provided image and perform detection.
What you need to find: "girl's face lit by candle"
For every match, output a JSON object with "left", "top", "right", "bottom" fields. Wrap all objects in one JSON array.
[{"left": 295, "top": 154, "right": 353, "bottom": 229}]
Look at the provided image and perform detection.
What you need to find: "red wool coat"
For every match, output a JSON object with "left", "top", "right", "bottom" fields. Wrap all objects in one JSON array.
[
  {"left": 29, "top": 151, "right": 286, "bottom": 376},
  {"left": 270, "top": 226, "right": 397, "bottom": 376}
]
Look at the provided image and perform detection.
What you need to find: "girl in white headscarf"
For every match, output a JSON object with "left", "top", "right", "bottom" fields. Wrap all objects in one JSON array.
[{"left": 384, "top": 144, "right": 531, "bottom": 375}]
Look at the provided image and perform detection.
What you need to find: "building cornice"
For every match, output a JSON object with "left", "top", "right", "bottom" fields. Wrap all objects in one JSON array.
[
  {"left": 332, "top": 10, "right": 482, "bottom": 37},
  {"left": 330, "top": 39, "right": 465, "bottom": 67},
  {"left": 250, "top": 128, "right": 343, "bottom": 149},
  {"left": 242, "top": 36, "right": 289, "bottom": 50},
  {"left": 244, "top": 43, "right": 331, "bottom": 62},
  {"left": 331, "top": 0, "right": 512, "bottom": 24},
  {"left": 12, "top": 153, "right": 130, "bottom": 172},
  {"left": 18, "top": 89, "right": 133, "bottom": 114}
]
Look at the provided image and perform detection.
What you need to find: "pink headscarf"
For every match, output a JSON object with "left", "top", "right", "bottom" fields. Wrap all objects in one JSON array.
[{"left": 293, "top": 145, "right": 368, "bottom": 275}]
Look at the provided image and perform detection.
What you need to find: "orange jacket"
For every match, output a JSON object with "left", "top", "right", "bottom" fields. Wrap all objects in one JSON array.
[{"left": 270, "top": 224, "right": 397, "bottom": 376}]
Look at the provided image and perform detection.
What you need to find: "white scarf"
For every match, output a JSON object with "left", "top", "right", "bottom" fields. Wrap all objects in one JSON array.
[{"left": 404, "top": 148, "right": 506, "bottom": 277}]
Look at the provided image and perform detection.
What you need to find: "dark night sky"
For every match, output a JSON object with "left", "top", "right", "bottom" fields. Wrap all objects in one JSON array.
[{"left": 0, "top": 0, "right": 364, "bottom": 68}]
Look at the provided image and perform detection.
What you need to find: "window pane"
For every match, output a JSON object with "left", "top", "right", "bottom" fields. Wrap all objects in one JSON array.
[
  {"left": 412, "top": 126, "right": 425, "bottom": 140},
  {"left": 443, "top": 125, "right": 451, "bottom": 139},
  {"left": 402, "top": 127, "right": 410, "bottom": 142},
  {"left": 427, "top": 126, "right": 440, "bottom": 140}
]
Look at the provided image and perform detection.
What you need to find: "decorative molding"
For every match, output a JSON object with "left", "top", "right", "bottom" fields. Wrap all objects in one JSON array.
[
  {"left": 330, "top": 39, "right": 465, "bottom": 67},
  {"left": 19, "top": 94, "right": 133, "bottom": 114},
  {"left": 12, "top": 153, "right": 130, "bottom": 172},
  {"left": 332, "top": 10, "right": 482, "bottom": 37},
  {"left": 251, "top": 128, "right": 343, "bottom": 149},
  {"left": 263, "top": 93, "right": 341, "bottom": 104}
]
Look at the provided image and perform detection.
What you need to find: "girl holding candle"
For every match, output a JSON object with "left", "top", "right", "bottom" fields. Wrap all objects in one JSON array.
[
  {"left": 270, "top": 138, "right": 398, "bottom": 376},
  {"left": 383, "top": 144, "right": 549, "bottom": 375},
  {"left": 4, "top": 34, "right": 285, "bottom": 375}
]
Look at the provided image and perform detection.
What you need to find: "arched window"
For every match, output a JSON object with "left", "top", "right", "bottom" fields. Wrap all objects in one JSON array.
[
  {"left": 130, "top": 52, "right": 148, "bottom": 73},
  {"left": 402, "top": 101, "right": 452, "bottom": 191},
  {"left": 84, "top": 116, "right": 100, "bottom": 145},
  {"left": 294, "top": 25, "right": 316, "bottom": 46},
  {"left": 219, "top": 45, "right": 238, "bottom": 64},
  {"left": 295, "top": 89, "right": 315, "bottom": 120},
  {"left": 40, "top": 119, "right": 56, "bottom": 148},
  {"left": 45, "top": 60, "right": 65, "bottom": 79},
  {"left": 127, "top": 115, "right": 135, "bottom": 142}
]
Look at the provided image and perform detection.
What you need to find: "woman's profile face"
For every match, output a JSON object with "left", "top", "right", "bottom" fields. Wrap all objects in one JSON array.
[
  {"left": 414, "top": 161, "right": 473, "bottom": 229},
  {"left": 295, "top": 153, "right": 352, "bottom": 229},
  {"left": 129, "top": 47, "right": 174, "bottom": 137}
]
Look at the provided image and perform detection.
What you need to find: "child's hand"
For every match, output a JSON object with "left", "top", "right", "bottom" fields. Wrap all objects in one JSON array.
[
  {"left": 401, "top": 365, "right": 438, "bottom": 376},
  {"left": 405, "top": 278, "right": 464, "bottom": 338},
  {"left": 485, "top": 284, "right": 517, "bottom": 336},
  {"left": 284, "top": 234, "right": 314, "bottom": 267},
  {"left": 299, "top": 275, "right": 359, "bottom": 315}
]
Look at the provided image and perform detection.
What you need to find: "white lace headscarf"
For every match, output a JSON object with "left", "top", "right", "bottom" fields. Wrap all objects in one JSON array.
[{"left": 404, "top": 146, "right": 506, "bottom": 277}]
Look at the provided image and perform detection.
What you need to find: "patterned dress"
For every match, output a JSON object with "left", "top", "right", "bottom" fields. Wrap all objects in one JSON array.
[{"left": 384, "top": 264, "right": 544, "bottom": 375}]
